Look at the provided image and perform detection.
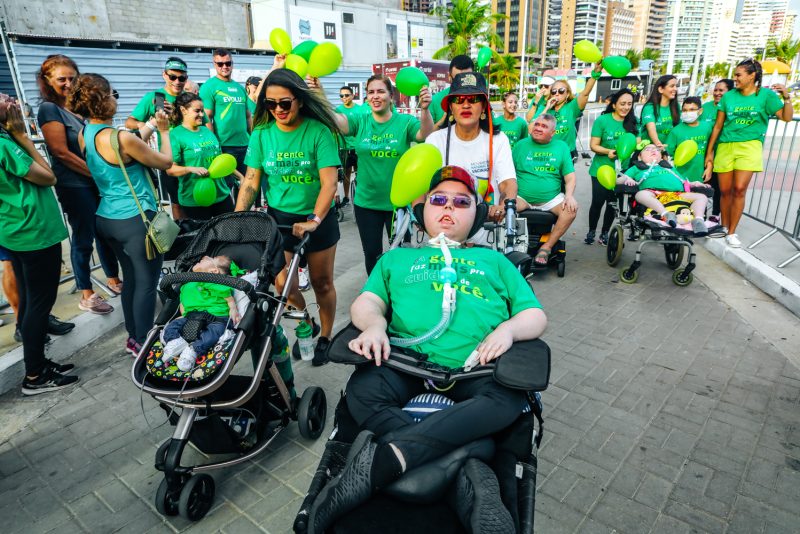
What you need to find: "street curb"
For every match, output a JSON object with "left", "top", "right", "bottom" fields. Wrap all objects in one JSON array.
[
  {"left": 705, "top": 238, "right": 800, "bottom": 319},
  {"left": 0, "top": 306, "right": 124, "bottom": 396}
]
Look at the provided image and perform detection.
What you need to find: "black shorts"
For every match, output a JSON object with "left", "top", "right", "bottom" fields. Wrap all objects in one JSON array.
[
  {"left": 344, "top": 149, "right": 358, "bottom": 171},
  {"left": 268, "top": 207, "right": 340, "bottom": 254}
]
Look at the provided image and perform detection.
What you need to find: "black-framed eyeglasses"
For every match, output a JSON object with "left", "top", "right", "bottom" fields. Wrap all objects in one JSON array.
[
  {"left": 550, "top": 88, "right": 567, "bottom": 95},
  {"left": 215, "top": 61, "right": 233, "bottom": 67},
  {"left": 452, "top": 95, "right": 483, "bottom": 105},
  {"left": 167, "top": 74, "right": 188, "bottom": 82},
  {"left": 428, "top": 193, "right": 473, "bottom": 209},
  {"left": 111, "top": 89, "right": 119, "bottom": 100},
  {"left": 265, "top": 98, "right": 296, "bottom": 111}
]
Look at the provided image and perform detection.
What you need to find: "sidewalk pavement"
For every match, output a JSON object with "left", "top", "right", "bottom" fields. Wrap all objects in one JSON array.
[{"left": 2, "top": 166, "right": 800, "bottom": 533}]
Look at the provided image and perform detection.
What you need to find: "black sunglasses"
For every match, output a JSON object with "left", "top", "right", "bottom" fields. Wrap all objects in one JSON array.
[
  {"left": 339, "top": 93, "right": 352, "bottom": 98},
  {"left": 111, "top": 89, "right": 119, "bottom": 100},
  {"left": 166, "top": 74, "right": 188, "bottom": 82},
  {"left": 452, "top": 95, "right": 483, "bottom": 105},
  {"left": 265, "top": 98, "right": 296, "bottom": 111},
  {"left": 550, "top": 88, "right": 567, "bottom": 95},
  {"left": 215, "top": 61, "right": 233, "bottom": 67}
]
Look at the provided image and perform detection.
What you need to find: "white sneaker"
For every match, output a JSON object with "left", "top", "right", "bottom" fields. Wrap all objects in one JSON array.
[
  {"left": 162, "top": 338, "right": 189, "bottom": 361},
  {"left": 176, "top": 346, "right": 198, "bottom": 372},
  {"left": 725, "top": 234, "right": 742, "bottom": 248},
  {"left": 298, "top": 267, "right": 310, "bottom": 291}
]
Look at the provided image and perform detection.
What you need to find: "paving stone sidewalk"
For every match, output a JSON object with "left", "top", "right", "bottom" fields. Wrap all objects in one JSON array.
[{"left": 2, "top": 173, "right": 800, "bottom": 533}]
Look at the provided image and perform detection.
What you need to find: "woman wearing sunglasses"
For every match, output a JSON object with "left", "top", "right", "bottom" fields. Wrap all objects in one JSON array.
[
  {"left": 331, "top": 75, "right": 433, "bottom": 274},
  {"left": 530, "top": 64, "right": 603, "bottom": 161},
  {"left": 640, "top": 75, "right": 680, "bottom": 148},
  {"left": 235, "top": 68, "right": 342, "bottom": 366},
  {"left": 68, "top": 74, "right": 174, "bottom": 357},
  {"left": 37, "top": 54, "right": 122, "bottom": 316},
  {"left": 425, "top": 72, "right": 517, "bottom": 228},
  {"left": 166, "top": 92, "right": 239, "bottom": 220}
]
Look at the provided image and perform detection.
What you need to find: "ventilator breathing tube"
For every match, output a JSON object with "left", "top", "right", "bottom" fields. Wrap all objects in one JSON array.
[{"left": 389, "top": 232, "right": 459, "bottom": 347}]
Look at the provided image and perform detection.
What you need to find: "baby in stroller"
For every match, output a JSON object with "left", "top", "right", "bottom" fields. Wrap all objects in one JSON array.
[
  {"left": 618, "top": 143, "right": 712, "bottom": 236},
  {"left": 160, "top": 254, "right": 241, "bottom": 371}
]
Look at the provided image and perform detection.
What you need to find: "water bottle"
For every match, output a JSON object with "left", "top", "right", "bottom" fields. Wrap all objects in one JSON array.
[{"left": 295, "top": 322, "right": 315, "bottom": 361}]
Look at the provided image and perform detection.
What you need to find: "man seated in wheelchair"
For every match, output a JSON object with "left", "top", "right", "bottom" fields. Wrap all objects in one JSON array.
[
  {"left": 618, "top": 143, "right": 713, "bottom": 236},
  {"left": 308, "top": 165, "right": 547, "bottom": 532},
  {"left": 512, "top": 114, "right": 578, "bottom": 266}
]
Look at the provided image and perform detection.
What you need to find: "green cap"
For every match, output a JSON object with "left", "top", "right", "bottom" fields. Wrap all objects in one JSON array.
[{"left": 164, "top": 58, "right": 188, "bottom": 72}]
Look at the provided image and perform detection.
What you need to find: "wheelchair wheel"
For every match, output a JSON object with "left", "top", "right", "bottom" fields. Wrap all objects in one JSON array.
[
  {"left": 297, "top": 386, "right": 327, "bottom": 439},
  {"left": 178, "top": 474, "right": 214, "bottom": 521},
  {"left": 672, "top": 268, "right": 693, "bottom": 286},
  {"left": 155, "top": 478, "right": 179, "bottom": 516},
  {"left": 557, "top": 260, "right": 565, "bottom": 277},
  {"left": 619, "top": 267, "right": 639, "bottom": 284},
  {"left": 664, "top": 244, "right": 684, "bottom": 269},
  {"left": 606, "top": 224, "right": 624, "bottom": 266}
]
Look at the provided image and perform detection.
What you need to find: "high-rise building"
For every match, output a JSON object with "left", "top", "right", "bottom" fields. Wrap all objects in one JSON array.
[
  {"left": 401, "top": 0, "right": 446, "bottom": 13},
  {"left": 627, "top": 0, "right": 668, "bottom": 51},
  {"left": 782, "top": 12, "right": 796, "bottom": 40},
  {"left": 542, "top": 0, "right": 607, "bottom": 69},
  {"left": 494, "top": 0, "right": 546, "bottom": 58},
  {"left": 705, "top": 0, "right": 739, "bottom": 66},
  {"left": 662, "top": 0, "right": 714, "bottom": 71},
  {"left": 604, "top": 1, "right": 636, "bottom": 56},
  {"left": 735, "top": 0, "right": 784, "bottom": 58}
]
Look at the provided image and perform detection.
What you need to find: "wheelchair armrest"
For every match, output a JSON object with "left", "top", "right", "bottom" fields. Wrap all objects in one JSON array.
[
  {"left": 689, "top": 184, "right": 714, "bottom": 197},
  {"left": 614, "top": 184, "right": 638, "bottom": 195}
]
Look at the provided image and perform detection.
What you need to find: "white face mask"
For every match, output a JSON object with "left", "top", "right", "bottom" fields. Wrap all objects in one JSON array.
[{"left": 681, "top": 111, "right": 699, "bottom": 123}]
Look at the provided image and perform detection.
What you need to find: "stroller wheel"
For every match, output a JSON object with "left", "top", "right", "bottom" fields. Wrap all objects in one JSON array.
[
  {"left": 178, "top": 474, "right": 215, "bottom": 521},
  {"left": 155, "top": 478, "right": 180, "bottom": 516},
  {"left": 672, "top": 268, "right": 693, "bottom": 287},
  {"left": 556, "top": 261, "right": 565, "bottom": 278},
  {"left": 297, "top": 386, "right": 327, "bottom": 440}
]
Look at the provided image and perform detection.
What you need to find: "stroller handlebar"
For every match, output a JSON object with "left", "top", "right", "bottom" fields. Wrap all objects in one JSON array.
[
  {"left": 159, "top": 272, "right": 257, "bottom": 301},
  {"left": 276, "top": 225, "right": 312, "bottom": 255}
]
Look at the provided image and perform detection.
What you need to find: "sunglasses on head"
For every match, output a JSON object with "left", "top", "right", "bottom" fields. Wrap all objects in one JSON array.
[
  {"left": 215, "top": 61, "right": 233, "bottom": 67},
  {"left": 166, "top": 74, "right": 188, "bottom": 82},
  {"left": 550, "top": 88, "right": 567, "bottom": 95},
  {"left": 428, "top": 193, "right": 473, "bottom": 208},
  {"left": 452, "top": 95, "right": 483, "bottom": 105},
  {"left": 265, "top": 97, "right": 296, "bottom": 111}
]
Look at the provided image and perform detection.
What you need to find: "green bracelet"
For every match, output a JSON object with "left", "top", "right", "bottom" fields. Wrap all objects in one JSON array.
[{"left": 591, "top": 70, "right": 601, "bottom": 80}]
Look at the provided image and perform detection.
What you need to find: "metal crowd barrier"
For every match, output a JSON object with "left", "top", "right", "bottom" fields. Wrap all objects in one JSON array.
[{"left": 744, "top": 117, "right": 800, "bottom": 268}]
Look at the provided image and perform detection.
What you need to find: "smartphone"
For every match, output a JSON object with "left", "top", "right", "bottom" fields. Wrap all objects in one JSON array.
[{"left": 153, "top": 92, "right": 166, "bottom": 111}]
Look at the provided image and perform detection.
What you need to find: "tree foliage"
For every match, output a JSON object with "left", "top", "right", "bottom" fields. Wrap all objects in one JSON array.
[
  {"left": 432, "top": 0, "right": 507, "bottom": 60},
  {"left": 490, "top": 54, "right": 520, "bottom": 91}
]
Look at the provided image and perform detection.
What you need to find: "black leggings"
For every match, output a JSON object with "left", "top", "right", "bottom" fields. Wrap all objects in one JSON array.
[
  {"left": 709, "top": 172, "right": 721, "bottom": 216},
  {"left": 346, "top": 364, "right": 525, "bottom": 472},
  {"left": 8, "top": 244, "right": 62, "bottom": 377},
  {"left": 96, "top": 213, "right": 163, "bottom": 343},
  {"left": 588, "top": 175, "right": 616, "bottom": 234},
  {"left": 354, "top": 204, "right": 393, "bottom": 274}
]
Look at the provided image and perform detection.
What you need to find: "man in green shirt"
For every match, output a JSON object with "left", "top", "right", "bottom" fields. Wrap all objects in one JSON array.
[
  {"left": 308, "top": 166, "right": 546, "bottom": 533},
  {"left": 200, "top": 48, "right": 251, "bottom": 190},
  {"left": 514, "top": 114, "right": 578, "bottom": 265},
  {"left": 666, "top": 97, "right": 713, "bottom": 182},
  {"left": 430, "top": 55, "right": 474, "bottom": 127},
  {"left": 335, "top": 86, "right": 364, "bottom": 207}
]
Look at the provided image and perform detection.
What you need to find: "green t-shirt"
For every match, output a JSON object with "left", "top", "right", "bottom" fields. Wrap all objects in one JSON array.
[
  {"left": 246, "top": 97, "right": 256, "bottom": 115},
  {"left": 200, "top": 77, "right": 250, "bottom": 147},
  {"left": 363, "top": 246, "right": 542, "bottom": 368},
  {"left": 533, "top": 98, "right": 581, "bottom": 152},
  {"left": 666, "top": 121, "right": 713, "bottom": 182},
  {"left": 336, "top": 103, "right": 365, "bottom": 149},
  {"left": 640, "top": 103, "right": 676, "bottom": 145},
  {"left": 717, "top": 88, "right": 784, "bottom": 143},
  {"left": 348, "top": 112, "right": 421, "bottom": 211},
  {"left": 701, "top": 101, "right": 719, "bottom": 127},
  {"left": 180, "top": 282, "right": 233, "bottom": 317},
  {"left": 512, "top": 138, "right": 574, "bottom": 205},
  {"left": 430, "top": 87, "right": 450, "bottom": 124},
  {"left": 170, "top": 125, "right": 231, "bottom": 206},
  {"left": 0, "top": 136, "right": 68, "bottom": 251},
  {"left": 589, "top": 113, "right": 631, "bottom": 176},
  {"left": 244, "top": 119, "right": 341, "bottom": 214},
  {"left": 624, "top": 164, "right": 684, "bottom": 191},
  {"left": 493, "top": 115, "right": 529, "bottom": 148}
]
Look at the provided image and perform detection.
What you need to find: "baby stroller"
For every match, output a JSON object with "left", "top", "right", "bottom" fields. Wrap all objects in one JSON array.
[
  {"left": 605, "top": 183, "right": 723, "bottom": 286},
  {"left": 131, "top": 211, "right": 327, "bottom": 521},
  {"left": 293, "top": 324, "right": 551, "bottom": 534}
]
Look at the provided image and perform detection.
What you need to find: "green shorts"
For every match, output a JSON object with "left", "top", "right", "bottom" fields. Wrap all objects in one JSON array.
[{"left": 713, "top": 140, "right": 763, "bottom": 173}]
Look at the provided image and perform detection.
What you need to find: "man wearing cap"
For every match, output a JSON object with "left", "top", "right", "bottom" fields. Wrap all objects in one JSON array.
[
  {"left": 308, "top": 165, "right": 547, "bottom": 533},
  {"left": 126, "top": 56, "right": 191, "bottom": 218},
  {"left": 514, "top": 114, "right": 578, "bottom": 266},
  {"left": 430, "top": 55, "right": 475, "bottom": 129}
]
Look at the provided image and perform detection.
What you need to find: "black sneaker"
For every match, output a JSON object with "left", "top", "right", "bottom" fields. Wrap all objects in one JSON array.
[
  {"left": 447, "top": 458, "right": 515, "bottom": 534},
  {"left": 584, "top": 230, "right": 595, "bottom": 245},
  {"left": 21, "top": 367, "right": 79, "bottom": 396},
  {"left": 312, "top": 336, "right": 331, "bottom": 367},
  {"left": 47, "top": 315, "right": 75, "bottom": 336},
  {"left": 45, "top": 358, "right": 75, "bottom": 375},
  {"left": 598, "top": 232, "right": 609, "bottom": 246},
  {"left": 14, "top": 328, "right": 51, "bottom": 344}
]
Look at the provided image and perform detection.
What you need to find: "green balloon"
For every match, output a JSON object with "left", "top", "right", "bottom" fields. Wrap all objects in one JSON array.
[
  {"left": 395, "top": 66, "right": 429, "bottom": 96},
  {"left": 573, "top": 40, "right": 602, "bottom": 63},
  {"left": 615, "top": 132, "right": 637, "bottom": 161},
  {"left": 597, "top": 165, "right": 617, "bottom": 190},
  {"left": 602, "top": 56, "right": 632, "bottom": 78},
  {"left": 285, "top": 54, "right": 308, "bottom": 79},
  {"left": 292, "top": 40, "right": 317, "bottom": 62},
  {"left": 477, "top": 47, "right": 493, "bottom": 69},
  {"left": 269, "top": 28, "right": 292, "bottom": 55},
  {"left": 390, "top": 144, "right": 443, "bottom": 208},
  {"left": 207, "top": 153, "right": 237, "bottom": 179},
  {"left": 307, "top": 43, "right": 342, "bottom": 78},
  {"left": 674, "top": 140, "right": 698, "bottom": 167},
  {"left": 192, "top": 178, "right": 217, "bottom": 207}
]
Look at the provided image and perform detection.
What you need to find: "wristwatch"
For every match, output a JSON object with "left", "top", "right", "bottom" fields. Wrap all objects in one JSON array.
[{"left": 307, "top": 214, "right": 322, "bottom": 224}]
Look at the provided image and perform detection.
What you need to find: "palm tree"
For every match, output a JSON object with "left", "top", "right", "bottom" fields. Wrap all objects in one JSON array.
[
  {"left": 674, "top": 60, "right": 684, "bottom": 74},
  {"left": 765, "top": 37, "right": 800, "bottom": 65},
  {"left": 490, "top": 54, "right": 520, "bottom": 91},
  {"left": 642, "top": 48, "right": 662, "bottom": 64},
  {"left": 624, "top": 49, "right": 642, "bottom": 70},
  {"left": 432, "top": 0, "right": 507, "bottom": 60}
]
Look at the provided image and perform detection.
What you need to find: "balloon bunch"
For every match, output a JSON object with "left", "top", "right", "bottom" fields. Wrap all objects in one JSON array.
[
  {"left": 192, "top": 154, "right": 238, "bottom": 206},
  {"left": 573, "top": 40, "right": 632, "bottom": 78},
  {"left": 270, "top": 29, "right": 342, "bottom": 78}
]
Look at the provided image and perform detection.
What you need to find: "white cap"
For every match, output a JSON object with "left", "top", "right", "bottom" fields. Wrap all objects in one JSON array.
[{"left": 539, "top": 76, "right": 555, "bottom": 85}]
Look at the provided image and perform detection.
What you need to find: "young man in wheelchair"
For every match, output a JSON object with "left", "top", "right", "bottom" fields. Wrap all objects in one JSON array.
[
  {"left": 308, "top": 166, "right": 547, "bottom": 533},
  {"left": 513, "top": 114, "right": 578, "bottom": 265}
]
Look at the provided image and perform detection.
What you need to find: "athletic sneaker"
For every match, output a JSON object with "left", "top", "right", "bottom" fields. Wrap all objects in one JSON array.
[
  {"left": 662, "top": 211, "right": 677, "bottom": 227},
  {"left": 13, "top": 328, "right": 51, "bottom": 344},
  {"left": 725, "top": 234, "right": 742, "bottom": 248},
  {"left": 447, "top": 458, "right": 515, "bottom": 533},
  {"left": 584, "top": 230, "right": 595, "bottom": 245},
  {"left": 313, "top": 336, "right": 331, "bottom": 367},
  {"left": 692, "top": 218, "right": 709, "bottom": 237},
  {"left": 45, "top": 358, "right": 75, "bottom": 375},
  {"left": 298, "top": 267, "right": 310, "bottom": 292},
  {"left": 47, "top": 315, "right": 75, "bottom": 336},
  {"left": 79, "top": 293, "right": 114, "bottom": 315},
  {"left": 125, "top": 337, "right": 142, "bottom": 357},
  {"left": 21, "top": 367, "right": 79, "bottom": 396},
  {"left": 598, "top": 232, "right": 608, "bottom": 246}
]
